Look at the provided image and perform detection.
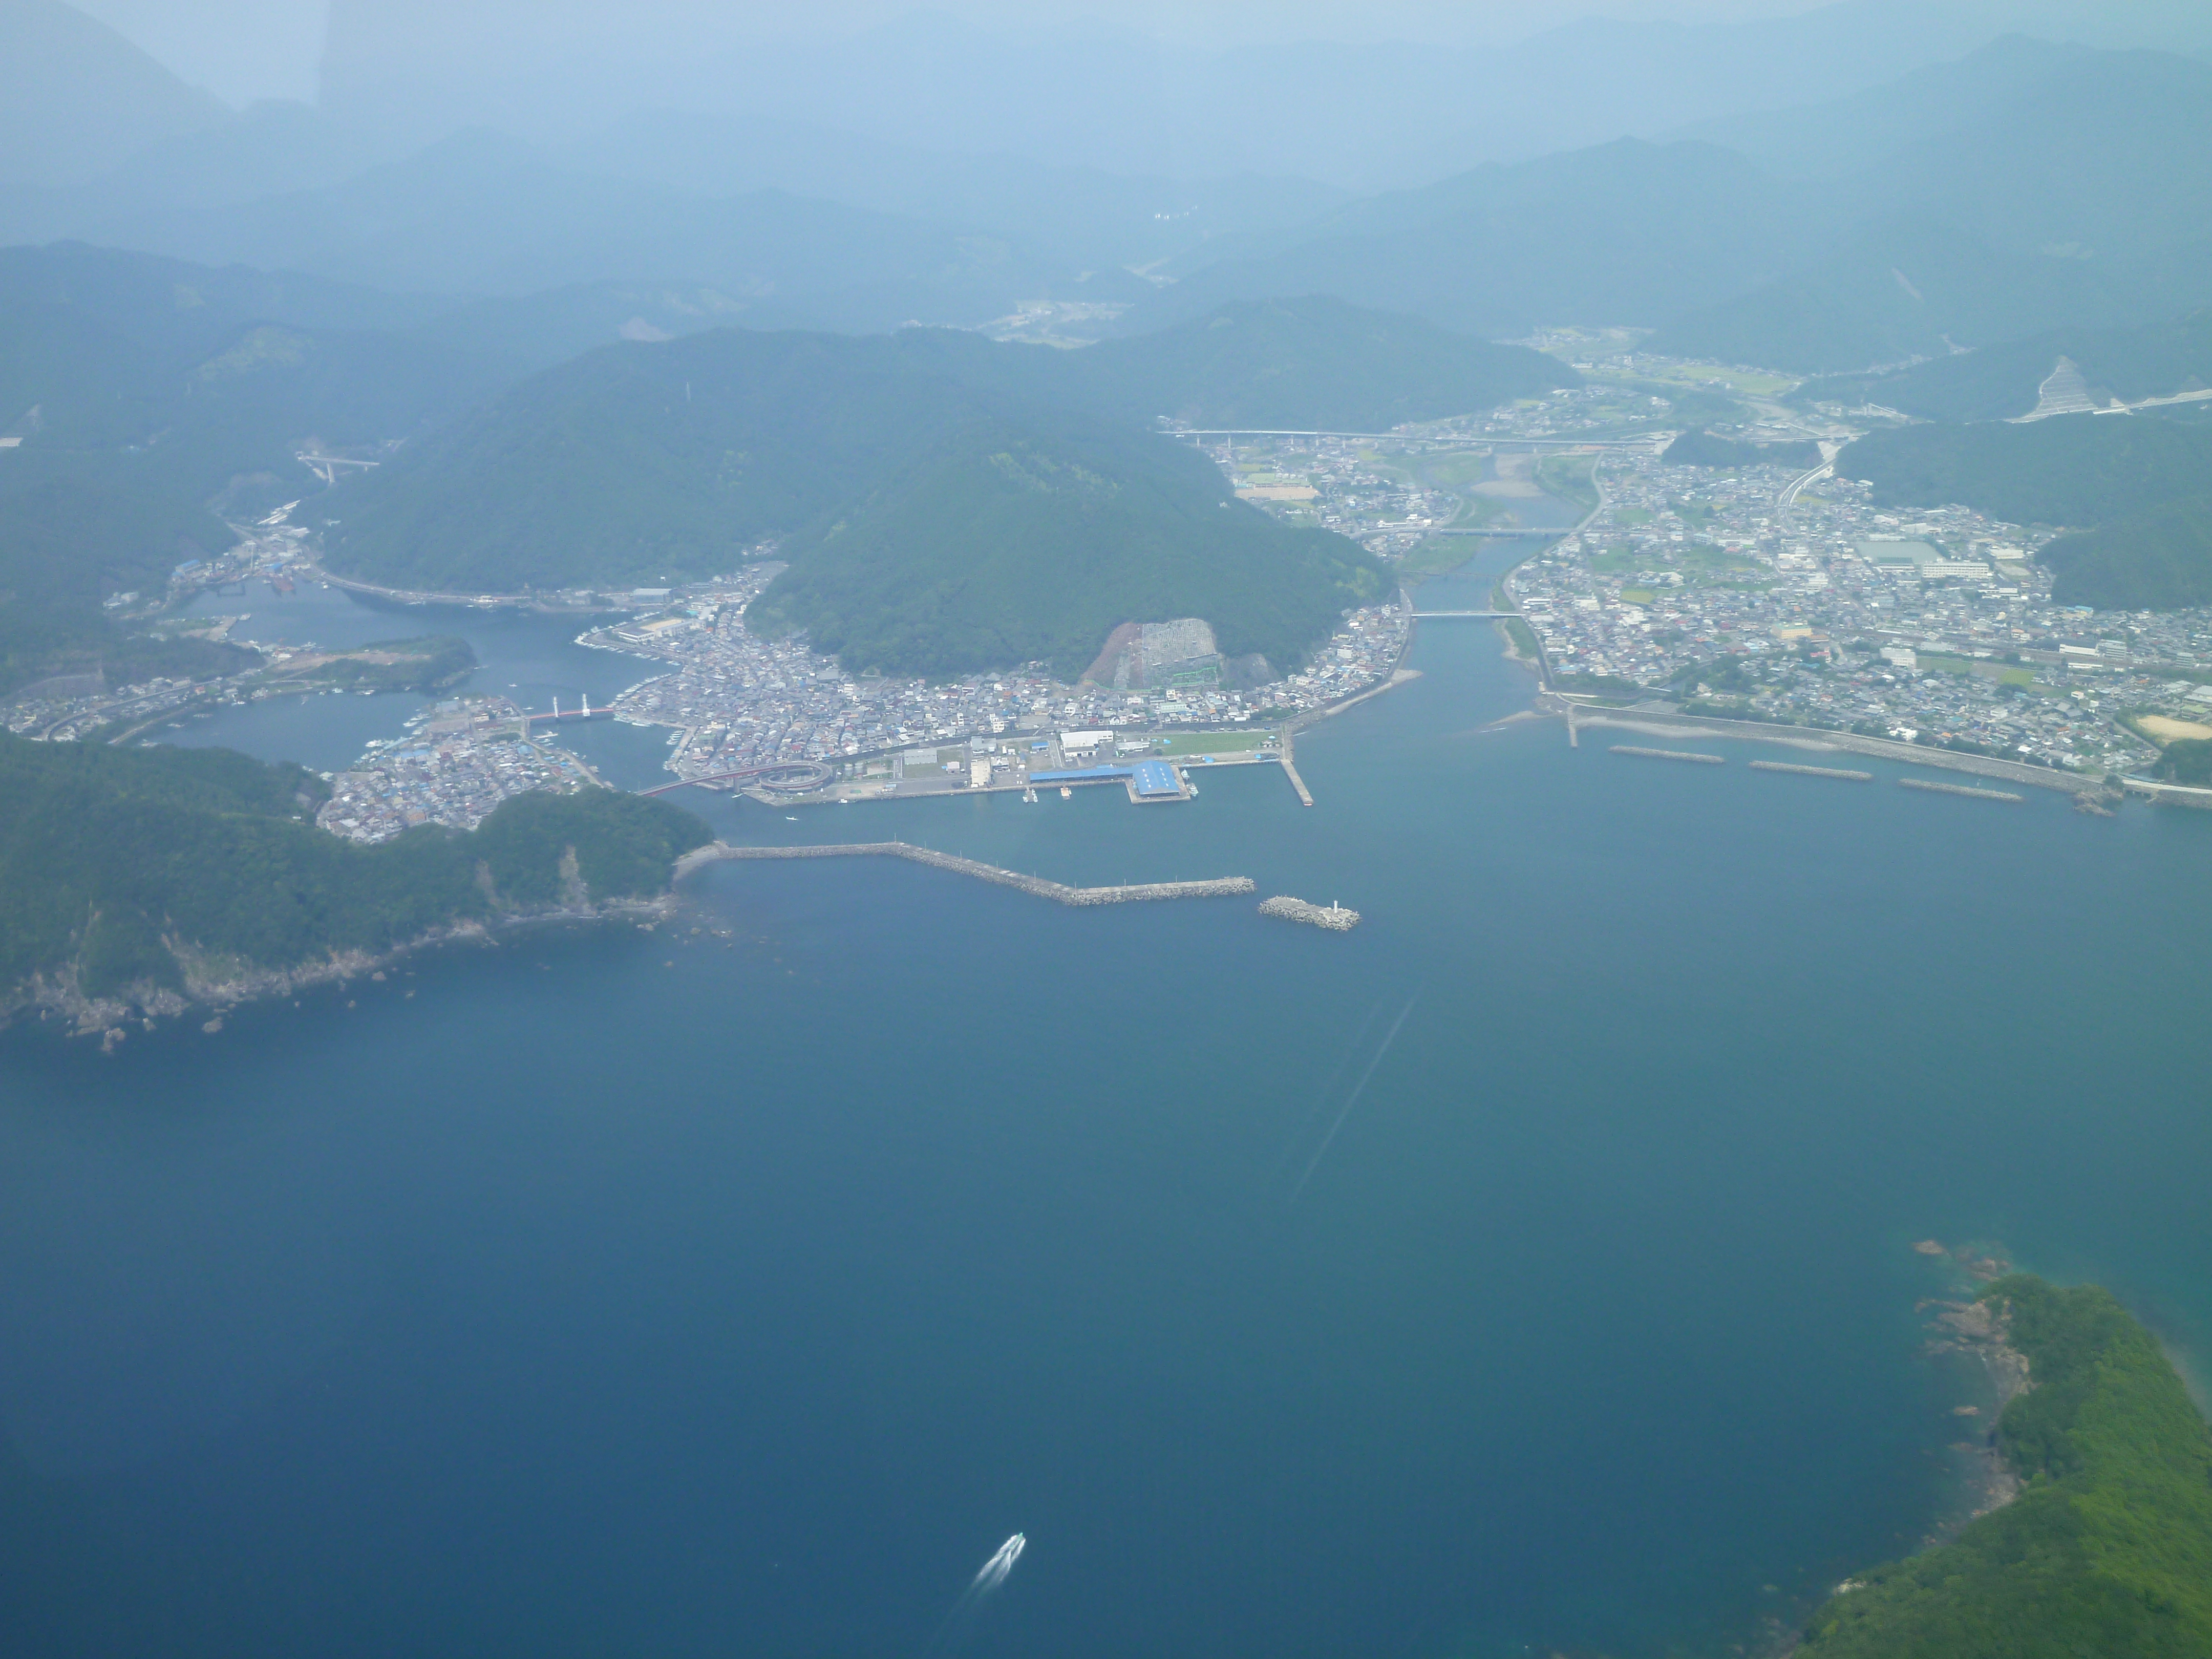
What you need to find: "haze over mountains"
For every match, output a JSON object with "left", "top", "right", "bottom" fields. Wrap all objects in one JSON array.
[
  {"left": 12, "top": 0, "right": 2212, "bottom": 684},
  {"left": 8, "top": 2, "right": 2211, "bottom": 374}
]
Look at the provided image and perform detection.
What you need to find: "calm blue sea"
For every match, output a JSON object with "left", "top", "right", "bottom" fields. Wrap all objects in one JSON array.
[{"left": 5, "top": 544, "right": 2210, "bottom": 1657}]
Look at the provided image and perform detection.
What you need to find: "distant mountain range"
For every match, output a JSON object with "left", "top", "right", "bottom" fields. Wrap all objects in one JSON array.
[
  {"left": 11, "top": 10, "right": 2212, "bottom": 375},
  {"left": 312, "top": 0, "right": 2208, "bottom": 187},
  {"left": 1135, "top": 38, "right": 2212, "bottom": 373}
]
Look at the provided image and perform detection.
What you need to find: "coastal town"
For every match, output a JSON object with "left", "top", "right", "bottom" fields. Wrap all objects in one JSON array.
[
  {"left": 1507, "top": 450, "right": 2185, "bottom": 776},
  {"left": 583, "top": 566, "right": 1407, "bottom": 791},
  {"left": 315, "top": 697, "right": 601, "bottom": 842},
  {"left": 13, "top": 351, "right": 2212, "bottom": 822}
]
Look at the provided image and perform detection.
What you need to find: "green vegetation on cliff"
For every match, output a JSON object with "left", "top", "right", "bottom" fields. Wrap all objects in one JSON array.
[
  {"left": 1803, "top": 1275, "right": 2212, "bottom": 1657},
  {"left": 0, "top": 733, "right": 709, "bottom": 1008}
]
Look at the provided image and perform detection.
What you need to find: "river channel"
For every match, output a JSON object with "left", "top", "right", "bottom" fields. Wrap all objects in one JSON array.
[{"left": 5, "top": 483, "right": 2210, "bottom": 1658}]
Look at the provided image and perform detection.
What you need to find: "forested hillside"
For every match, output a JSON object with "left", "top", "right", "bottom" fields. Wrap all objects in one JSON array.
[
  {"left": 1070, "top": 295, "right": 1571, "bottom": 431},
  {"left": 1661, "top": 429, "right": 1821, "bottom": 470},
  {"left": 1802, "top": 1276, "right": 2212, "bottom": 1656},
  {"left": 321, "top": 312, "right": 1413, "bottom": 673},
  {"left": 0, "top": 734, "right": 709, "bottom": 1014},
  {"left": 753, "top": 411, "right": 1388, "bottom": 677},
  {"left": 0, "top": 245, "right": 517, "bottom": 692},
  {"left": 1834, "top": 414, "right": 2212, "bottom": 610}
]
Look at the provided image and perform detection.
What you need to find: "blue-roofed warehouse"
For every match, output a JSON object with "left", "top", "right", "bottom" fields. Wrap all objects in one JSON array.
[
  {"left": 1130, "top": 760, "right": 1183, "bottom": 798},
  {"left": 1028, "top": 761, "right": 1188, "bottom": 803}
]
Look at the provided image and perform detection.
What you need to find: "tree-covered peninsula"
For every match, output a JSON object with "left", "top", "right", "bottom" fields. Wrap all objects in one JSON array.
[
  {"left": 1802, "top": 1275, "right": 2212, "bottom": 1657},
  {"left": 0, "top": 733, "right": 710, "bottom": 1025}
]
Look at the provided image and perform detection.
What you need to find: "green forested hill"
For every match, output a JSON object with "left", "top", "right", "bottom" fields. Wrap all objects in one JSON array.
[
  {"left": 0, "top": 734, "right": 709, "bottom": 1010},
  {"left": 753, "top": 411, "right": 1389, "bottom": 677},
  {"left": 324, "top": 314, "right": 1405, "bottom": 673},
  {"left": 2037, "top": 499, "right": 2212, "bottom": 610},
  {"left": 1839, "top": 416, "right": 2212, "bottom": 527},
  {"left": 320, "top": 327, "right": 1008, "bottom": 591},
  {"left": 1661, "top": 429, "right": 1821, "bottom": 469},
  {"left": 0, "top": 469, "right": 251, "bottom": 694},
  {"left": 1835, "top": 417, "right": 2212, "bottom": 609},
  {"left": 1802, "top": 1275, "right": 2212, "bottom": 1657},
  {"left": 1071, "top": 296, "right": 1572, "bottom": 431}
]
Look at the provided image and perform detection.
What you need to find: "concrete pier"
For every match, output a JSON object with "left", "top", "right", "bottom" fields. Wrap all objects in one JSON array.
[
  {"left": 675, "top": 841, "right": 1255, "bottom": 904},
  {"left": 1278, "top": 732, "right": 1314, "bottom": 806}
]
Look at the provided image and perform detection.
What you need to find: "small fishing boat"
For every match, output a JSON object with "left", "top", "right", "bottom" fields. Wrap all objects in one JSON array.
[
  {"left": 1059, "top": 786, "right": 1072, "bottom": 799},
  {"left": 1022, "top": 786, "right": 1037, "bottom": 802}
]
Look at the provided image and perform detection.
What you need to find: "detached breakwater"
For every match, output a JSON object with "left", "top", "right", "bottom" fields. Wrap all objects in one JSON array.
[
  {"left": 675, "top": 841, "right": 1254, "bottom": 905},
  {"left": 1898, "top": 778, "right": 2024, "bottom": 803},
  {"left": 1749, "top": 760, "right": 1873, "bottom": 781},
  {"left": 1611, "top": 746, "right": 1725, "bottom": 765},
  {"left": 1259, "top": 896, "right": 1360, "bottom": 931}
]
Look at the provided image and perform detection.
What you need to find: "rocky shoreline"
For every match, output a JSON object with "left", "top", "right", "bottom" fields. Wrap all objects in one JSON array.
[
  {"left": 1910, "top": 1240, "right": 2032, "bottom": 1540},
  {"left": 1, "top": 895, "right": 677, "bottom": 1046}
]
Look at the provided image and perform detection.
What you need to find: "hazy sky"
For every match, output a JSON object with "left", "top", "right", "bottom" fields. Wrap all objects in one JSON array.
[{"left": 75, "top": 0, "right": 1835, "bottom": 105}]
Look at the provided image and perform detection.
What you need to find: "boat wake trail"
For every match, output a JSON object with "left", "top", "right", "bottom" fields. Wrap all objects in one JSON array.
[
  {"left": 1290, "top": 992, "right": 1419, "bottom": 1201},
  {"left": 922, "top": 1533, "right": 1026, "bottom": 1655},
  {"left": 1269, "top": 998, "right": 1385, "bottom": 1184}
]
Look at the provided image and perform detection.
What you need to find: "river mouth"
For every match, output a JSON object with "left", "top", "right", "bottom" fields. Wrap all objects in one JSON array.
[{"left": 7, "top": 488, "right": 2211, "bottom": 1659}]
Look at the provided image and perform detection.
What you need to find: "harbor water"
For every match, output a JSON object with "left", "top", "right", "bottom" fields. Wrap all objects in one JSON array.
[{"left": 5, "top": 511, "right": 2211, "bottom": 1657}]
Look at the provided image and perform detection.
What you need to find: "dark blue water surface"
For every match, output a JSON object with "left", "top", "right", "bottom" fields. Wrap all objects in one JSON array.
[{"left": 6, "top": 544, "right": 2212, "bottom": 1658}]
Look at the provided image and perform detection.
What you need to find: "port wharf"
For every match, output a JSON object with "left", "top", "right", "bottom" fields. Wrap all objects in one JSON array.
[{"left": 674, "top": 841, "right": 1254, "bottom": 906}]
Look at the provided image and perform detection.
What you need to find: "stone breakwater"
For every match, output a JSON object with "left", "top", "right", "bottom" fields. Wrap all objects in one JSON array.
[
  {"left": 1258, "top": 896, "right": 1360, "bottom": 931},
  {"left": 1610, "top": 746, "right": 1725, "bottom": 765},
  {"left": 677, "top": 841, "right": 1254, "bottom": 905},
  {"left": 1571, "top": 709, "right": 2088, "bottom": 794},
  {"left": 1899, "top": 778, "right": 2024, "bottom": 803},
  {"left": 1749, "top": 760, "right": 1874, "bottom": 781}
]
